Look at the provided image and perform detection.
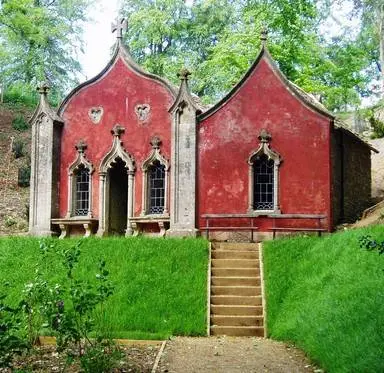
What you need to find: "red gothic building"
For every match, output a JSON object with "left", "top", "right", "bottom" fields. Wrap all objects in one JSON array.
[{"left": 29, "top": 24, "right": 375, "bottom": 240}]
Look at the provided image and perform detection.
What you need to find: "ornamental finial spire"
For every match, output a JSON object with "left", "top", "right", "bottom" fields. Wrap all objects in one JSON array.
[
  {"left": 111, "top": 18, "right": 128, "bottom": 39},
  {"left": 178, "top": 68, "right": 191, "bottom": 81},
  {"left": 260, "top": 27, "right": 268, "bottom": 47},
  {"left": 37, "top": 82, "right": 50, "bottom": 95}
]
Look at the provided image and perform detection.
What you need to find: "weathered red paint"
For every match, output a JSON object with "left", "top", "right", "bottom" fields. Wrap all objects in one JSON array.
[
  {"left": 59, "top": 57, "right": 174, "bottom": 218},
  {"left": 197, "top": 57, "right": 333, "bottom": 231}
]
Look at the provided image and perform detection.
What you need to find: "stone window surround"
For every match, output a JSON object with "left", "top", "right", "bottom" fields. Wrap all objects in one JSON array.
[
  {"left": 97, "top": 125, "right": 136, "bottom": 236},
  {"left": 141, "top": 136, "right": 170, "bottom": 216},
  {"left": 248, "top": 129, "right": 282, "bottom": 215},
  {"left": 66, "top": 140, "right": 94, "bottom": 218}
]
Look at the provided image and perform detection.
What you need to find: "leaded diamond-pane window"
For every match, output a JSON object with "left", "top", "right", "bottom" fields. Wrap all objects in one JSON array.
[
  {"left": 253, "top": 154, "right": 274, "bottom": 210},
  {"left": 148, "top": 161, "right": 165, "bottom": 214},
  {"left": 75, "top": 167, "right": 90, "bottom": 216}
]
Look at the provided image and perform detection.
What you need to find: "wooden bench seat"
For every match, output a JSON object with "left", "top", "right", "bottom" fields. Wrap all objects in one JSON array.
[
  {"left": 129, "top": 216, "right": 170, "bottom": 237},
  {"left": 269, "top": 227, "right": 327, "bottom": 239},
  {"left": 51, "top": 218, "right": 98, "bottom": 239}
]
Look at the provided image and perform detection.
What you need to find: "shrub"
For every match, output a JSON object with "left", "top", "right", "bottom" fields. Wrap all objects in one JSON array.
[
  {"left": 5, "top": 217, "right": 17, "bottom": 227},
  {"left": 12, "top": 139, "right": 25, "bottom": 159},
  {"left": 0, "top": 292, "right": 30, "bottom": 368},
  {"left": 12, "top": 115, "right": 29, "bottom": 132},
  {"left": 18, "top": 165, "right": 30, "bottom": 187},
  {"left": 369, "top": 115, "right": 384, "bottom": 139}
]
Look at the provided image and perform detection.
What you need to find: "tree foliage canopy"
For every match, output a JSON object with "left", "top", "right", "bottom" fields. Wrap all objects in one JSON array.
[
  {"left": 120, "top": 0, "right": 382, "bottom": 111},
  {"left": 0, "top": 0, "right": 91, "bottom": 97}
]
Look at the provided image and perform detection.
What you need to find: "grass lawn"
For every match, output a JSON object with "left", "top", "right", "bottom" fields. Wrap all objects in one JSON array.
[
  {"left": 263, "top": 225, "right": 384, "bottom": 373},
  {"left": 0, "top": 236, "right": 208, "bottom": 340}
]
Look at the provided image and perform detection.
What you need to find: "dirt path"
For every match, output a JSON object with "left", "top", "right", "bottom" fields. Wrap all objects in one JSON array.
[{"left": 158, "top": 336, "right": 318, "bottom": 373}]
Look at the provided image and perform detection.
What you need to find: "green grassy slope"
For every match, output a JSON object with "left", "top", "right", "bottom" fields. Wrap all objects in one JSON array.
[
  {"left": 0, "top": 237, "right": 208, "bottom": 339},
  {"left": 264, "top": 226, "right": 384, "bottom": 373}
]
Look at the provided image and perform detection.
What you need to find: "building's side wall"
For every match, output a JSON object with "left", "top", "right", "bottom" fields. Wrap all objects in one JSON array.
[
  {"left": 342, "top": 132, "right": 372, "bottom": 222},
  {"left": 331, "top": 129, "right": 342, "bottom": 226},
  {"left": 59, "top": 57, "right": 174, "bottom": 219},
  {"left": 197, "top": 58, "right": 333, "bottom": 232}
]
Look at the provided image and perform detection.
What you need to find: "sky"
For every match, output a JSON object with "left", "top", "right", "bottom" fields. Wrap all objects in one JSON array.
[{"left": 78, "top": 0, "right": 120, "bottom": 81}]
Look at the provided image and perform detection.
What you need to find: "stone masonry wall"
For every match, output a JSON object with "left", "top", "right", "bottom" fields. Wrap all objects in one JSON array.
[
  {"left": 342, "top": 131, "right": 372, "bottom": 223},
  {"left": 331, "top": 130, "right": 342, "bottom": 225}
]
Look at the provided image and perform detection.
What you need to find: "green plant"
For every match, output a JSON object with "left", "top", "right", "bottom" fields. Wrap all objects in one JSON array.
[
  {"left": 369, "top": 115, "right": 384, "bottom": 139},
  {"left": 0, "top": 292, "right": 29, "bottom": 368},
  {"left": 5, "top": 217, "right": 17, "bottom": 227},
  {"left": 359, "top": 235, "right": 384, "bottom": 254},
  {"left": 79, "top": 339, "right": 122, "bottom": 373},
  {"left": 18, "top": 165, "right": 30, "bottom": 187},
  {"left": 12, "top": 139, "right": 25, "bottom": 159},
  {"left": 12, "top": 115, "right": 29, "bottom": 132}
]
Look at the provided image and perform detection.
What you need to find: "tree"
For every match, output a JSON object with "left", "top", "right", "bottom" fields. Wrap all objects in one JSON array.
[
  {"left": 119, "top": 0, "right": 375, "bottom": 110},
  {"left": 353, "top": 0, "right": 384, "bottom": 98},
  {"left": 0, "top": 0, "right": 91, "bottom": 97}
]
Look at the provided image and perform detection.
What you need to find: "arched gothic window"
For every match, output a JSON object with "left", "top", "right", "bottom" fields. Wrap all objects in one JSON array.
[
  {"left": 67, "top": 140, "right": 94, "bottom": 218},
  {"left": 74, "top": 165, "right": 90, "bottom": 216},
  {"left": 253, "top": 154, "right": 274, "bottom": 210},
  {"left": 142, "top": 137, "right": 169, "bottom": 216},
  {"left": 248, "top": 130, "right": 282, "bottom": 214},
  {"left": 148, "top": 161, "right": 166, "bottom": 214}
]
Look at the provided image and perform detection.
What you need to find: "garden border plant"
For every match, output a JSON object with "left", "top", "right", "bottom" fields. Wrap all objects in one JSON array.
[{"left": 0, "top": 239, "right": 122, "bottom": 372}]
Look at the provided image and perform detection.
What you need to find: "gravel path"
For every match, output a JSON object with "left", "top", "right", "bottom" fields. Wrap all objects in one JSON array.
[{"left": 158, "top": 337, "right": 318, "bottom": 373}]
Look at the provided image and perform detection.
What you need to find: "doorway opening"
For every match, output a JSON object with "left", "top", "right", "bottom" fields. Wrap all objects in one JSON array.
[{"left": 108, "top": 157, "right": 128, "bottom": 235}]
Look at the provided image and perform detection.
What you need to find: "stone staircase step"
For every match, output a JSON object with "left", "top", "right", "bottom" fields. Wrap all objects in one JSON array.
[
  {"left": 211, "top": 285, "right": 261, "bottom": 296},
  {"left": 211, "top": 315, "right": 264, "bottom": 327},
  {"left": 210, "top": 326, "right": 264, "bottom": 337},
  {"left": 211, "top": 295, "right": 262, "bottom": 306},
  {"left": 211, "top": 305, "right": 263, "bottom": 316},
  {"left": 213, "top": 243, "right": 259, "bottom": 251},
  {"left": 211, "top": 259, "right": 259, "bottom": 268},
  {"left": 212, "top": 267, "right": 260, "bottom": 277},
  {"left": 212, "top": 276, "right": 260, "bottom": 286},
  {"left": 212, "top": 250, "right": 258, "bottom": 259}
]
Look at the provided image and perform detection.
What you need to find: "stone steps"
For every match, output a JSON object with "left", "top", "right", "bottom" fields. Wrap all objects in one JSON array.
[
  {"left": 210, "top": 326, "right": 264, "bottom": 337},
  {"left": 212, "top": 276, "right": 261, "bottom": 286},
  {"left": 210, "top": 242, "right": 265, "bottom": 337}
]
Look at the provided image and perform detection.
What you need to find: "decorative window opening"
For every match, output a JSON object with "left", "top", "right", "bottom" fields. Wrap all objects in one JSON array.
[
  {"left": 75, "top": 166, "right": 90, "bottom": 216},
  {"left": 148, "top": 161, "right": 166, "bottom": 214},
  {"left": 248, "top": 129, "right": 282, "bottom": 214},
  {"left": 253, "top": 155, "right": 274, "bottom": 210},
  {"left": 142, "top": 136, "right": 169, "bottom": 216},
  {"left": 67, "top": 140, "right": 94, "bottom": 218}
]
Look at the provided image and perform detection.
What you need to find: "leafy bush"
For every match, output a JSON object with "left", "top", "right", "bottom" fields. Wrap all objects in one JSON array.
[
  {"left": 0, "top": 293, "right": 30, "bottom": 368},
  {"left": 12, "top": 139, "right": 25, "bottom": 159},
  {"left": 359, "top": 235, "right": 384, "bottom": 254},
  {"left": 4, "top": 217, "right": 17, "bottom": 227},
  {"left": 12, "top": 115, "right": 29, "bottom": 131},
  {"left": 18, "top": 165, "right": 30, "bottom": 187},
  {"left": 369, "top": 115, "right": 384, "bottom": 139}
]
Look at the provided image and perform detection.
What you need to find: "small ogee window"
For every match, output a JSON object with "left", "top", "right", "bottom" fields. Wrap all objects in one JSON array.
[
  {"left": 148, "top": 161, "right": 165, "bottom": 214},
  {"left": 75, "top": 166, "right": 90, "bottom": 216}
]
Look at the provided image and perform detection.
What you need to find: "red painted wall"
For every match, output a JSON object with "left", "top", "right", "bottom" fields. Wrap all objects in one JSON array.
[
  {"left": 59, "top": 57, "right": 174, "bottom": 218},
  {"left": 197, "top": 57, "right": 332, "bottom": 231}
]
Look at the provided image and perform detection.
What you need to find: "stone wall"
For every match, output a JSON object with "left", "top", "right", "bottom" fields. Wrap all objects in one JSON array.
[
  {"left": 331, "top": 131, "right": 342, "bottom": 225},
  {"left": 332, "top": 128, "right": 372, "bottom": 224}
]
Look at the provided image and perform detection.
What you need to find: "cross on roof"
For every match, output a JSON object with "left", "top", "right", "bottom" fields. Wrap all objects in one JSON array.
[{"left": 111, "top": 18, "right": 128, "bottom": 39}]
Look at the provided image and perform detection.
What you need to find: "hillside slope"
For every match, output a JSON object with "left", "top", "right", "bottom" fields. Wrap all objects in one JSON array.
[
  {"left": 0, "top": 104, "right": 32, "bottom": 235},
  {"left": 264, "top": 226, "right": 384, "bottom": 373}
]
